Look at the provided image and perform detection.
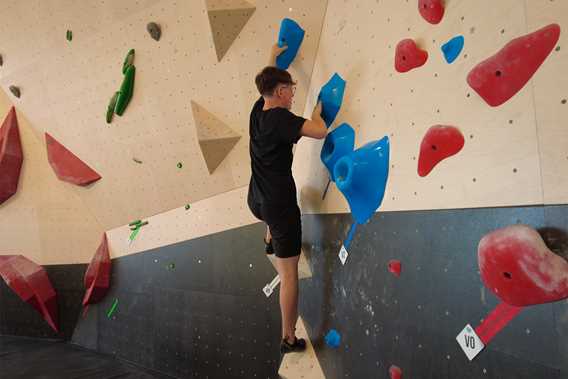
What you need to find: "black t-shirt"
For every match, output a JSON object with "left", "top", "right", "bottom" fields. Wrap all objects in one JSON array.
[{"left": 248, "top": 97, "right": 306, "bottom": 205}]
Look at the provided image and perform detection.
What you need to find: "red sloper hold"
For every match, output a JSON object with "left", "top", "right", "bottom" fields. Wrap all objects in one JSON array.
[
  {"left": 0, "top": 255, "right": 59, "bottom": 332},
  {"left": 467, "top": 24, "right": 561, "bottom": 107},
  {"left": 388, "top": 260, "right": 402, "bottom": 277},
  {"left": 45, "top": 133, "right": 101, "bottom": 186},
  {"left": 0, "top": 107, "right": 23, "bottom": 205},
  {"left": 417, "top": 125, "right": 464, "bottom": 177},
  {"left": 83, "top": 233, "right": 111, "bottom": 306},
  {"left": 395, "top": 39, "right": 428, "bottom": 73},
  {"left": 418, "top": 0, "right": 444, "bottom": 25},
  {"left": 478, "top": 225, "right": 568, "bottom": 307},
  {"left": 389, "top": 365, "right": 403, "bottom": 379}
]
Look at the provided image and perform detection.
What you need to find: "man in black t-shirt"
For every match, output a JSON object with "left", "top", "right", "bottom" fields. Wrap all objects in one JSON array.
[{"left": 247, "top": 44, "right": 327, "bottom": 354}]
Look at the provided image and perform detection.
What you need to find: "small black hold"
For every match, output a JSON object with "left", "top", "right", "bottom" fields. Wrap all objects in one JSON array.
[
  {"left": 555, "top": 46, "right": 560, "bottom": 52},
  {"left": 495, "top": 70, "right": 502, "bottom": 77},
  {"left": 562, "top": 99, "right": 567, "bottom": 104},
  {"left": 9, "top": 85, "right": 20, "bottom": 98},
  {"left": 513, "top": 168, "right": 517, "bottom": 173},
  {"left": 503, "top": 272, "right": 512, "bottom": 279},
  {"left": 509, "top": 119, "right": 514, "bottom": 124},
  {"left": 0, "top": 54, "right": 3, "bottom": 66},
  {"left": 147, "top": 22, "right": 161, "bottom": 41}
]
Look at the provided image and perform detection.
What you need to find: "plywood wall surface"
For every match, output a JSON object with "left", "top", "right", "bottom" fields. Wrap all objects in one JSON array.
[
  {"left": 0, "top": 0, "right": 328, "bottom": 230},
  {"left": 294, "top": 0, "right": 566, "bottom": 215}
]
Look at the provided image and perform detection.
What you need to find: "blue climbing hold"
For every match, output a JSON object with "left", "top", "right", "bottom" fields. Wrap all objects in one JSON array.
[
  {"left": 334, "top": 136, "right": 390, "bottom": 225},
  {"left": 318, "top": 73, "right": 346, "bottom": 128},
  {"left": 276, "top": 18, "right": 305, "bottom": 70},
  {"left": 441, "top": 35, "right": 464, "bottom": 64},
  {"left": 321, "top": 123, "right": 355, "bottom": 182},
  {"left": 325, "top": 329, "right": 341, "bottom": 348}
]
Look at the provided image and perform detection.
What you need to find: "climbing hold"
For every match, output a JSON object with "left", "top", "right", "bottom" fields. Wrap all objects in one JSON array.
[
  {"left": 0, "top": 54, "right": 3, "bottom": 66},
  {"left": 467, "top": 24, "right": 561, "bottom": 107},
  {"left": 276, "top": 18, "right": 305, "bottom": 70},
  {"left": 395, "top": 39, "right": 428, "bottom": 73},
  {"left": 441, "top": 35, "right": 464, "bottom": 63},
  {"left": 418, "top": 0, "right": 444, "bottom": 25},
  {"left": 9, "top": 85, "right": 20, "bottom": 98},
  {"left": 334, "top": 136, "right": 390, "bottom": 224},
  {"left": 107, "top": 298, "right": 119, "bottom": 318},
  {"left": 185, "top": 204, "right": 191, "bottom": 210},
  {"left": 122, "top": 49, "right": 135, "bottom": 74},
  {"left": 83, "top": 233, "right": 111, "bottom": 306},
  {"left": 132, "top": 157, "right": 143, "bottom": 164},
  {"left": 478, "top": 224, "right": 568, "bottom": 307},
  {"left": 129, "top": 219, "right": 142, "bottom": 227},
  {"left": 46, "top": 133, "right": 102, "bottom": 186},
  {"left": 166, "top": 263, "right": 175, "bottom": 270},
  {"left": 389, "top": 365, "right": 402, "bottom": 379},
  {"left": 130, "top": 220, "right": 148, "bottom": 231},
  {"left": 115, "top": 65, "right": 135, "bottom": 116},
  {"left": 177, "top": 162, "right": 183, "bottom": 169},
  {"left": 321, "top": 123, "right": 355, "bottom": 181},
  {"left": 147, "top": 22, "right": 161, "bottom": 41},
  {"left": 318, "top": 73, "right": 346, "bottom": 127},
  {"left": 388, "top": 260, "right": 402, "bottom": 277},
  {"left": 0, "top": 107, "right": 23, "bottom": 206},
  {"left": 0, "top": 255, "right": 59, "bottom": 332},
  {"left": 106, "top": 91, "right": 119, "bottom": 124},
  {"left": 66, "top": 30, "right": 73, "bottom": 41},
  {"left": 417, "top": 125, "right": 464, "bottom": 177},
  {"left": 324, "top": 329, "right": 341, "bottom": 348}
]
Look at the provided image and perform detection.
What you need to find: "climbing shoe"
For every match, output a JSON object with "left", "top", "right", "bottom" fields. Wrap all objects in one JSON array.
[
  {"left": 280, "top": 337, "right": 306, "bottom": 354},
  {"left": 264, "top": 239, "right": 274, "bottom": 255}
]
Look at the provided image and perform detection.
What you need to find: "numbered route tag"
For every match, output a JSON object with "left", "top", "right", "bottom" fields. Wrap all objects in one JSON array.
[
  {"left": 262, "top": 275, "right": 281, "bottom": 298},
  {"left": 456, "top": 324, "right": 485, "bottom": 361},
  {"left": 339, "top": 245, "right": 349, "bottom": 265}
]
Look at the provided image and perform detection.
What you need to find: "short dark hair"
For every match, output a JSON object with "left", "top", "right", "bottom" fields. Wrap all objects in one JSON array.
[{"left": 255, "top": 66, "right": 296, "bottom": 96}]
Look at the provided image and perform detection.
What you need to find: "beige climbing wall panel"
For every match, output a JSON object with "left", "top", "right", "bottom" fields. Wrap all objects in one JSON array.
[
  {"left": 0, "top": 0, "right": 328, "bottom": 239},
  {"left": 0, "top": 91, "right": 104, "bottom": 265},
  {"left": 279, "top": 317, "right": 326, "bottom": 379},
  {"left": 293, "top": 0, "right": 566, "bottom": 216}
]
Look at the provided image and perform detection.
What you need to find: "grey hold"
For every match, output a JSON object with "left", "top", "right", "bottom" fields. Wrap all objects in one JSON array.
[
  {"left": 9, "top": 85, "right": 20, "bottom": 98},
  {"left": 147, "top": 22, "right": 161, "bottom": 41}
]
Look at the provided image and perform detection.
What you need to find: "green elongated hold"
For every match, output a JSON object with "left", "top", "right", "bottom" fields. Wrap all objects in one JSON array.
[
  {"left": 122, "top": 49, "right": 135, "bottom": 74},
  {"left": 107, "top": 298, "right": 119, "bottom": 318},
  {"left": 115, "top": 65, "right": 135, "bottom": 116},
  {"left": 66, "top": 30, "right": 73, "bottom": 41},
  {"left": 106, "top": 91, "right": 119, "bottom": 123},
  {"left": 129, "top": 219, "right": 142, "bottom": 226}
]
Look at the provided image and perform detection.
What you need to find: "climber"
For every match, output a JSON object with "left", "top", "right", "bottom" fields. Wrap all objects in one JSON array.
[{"left": 247, "top": 43, "right": 327, "bottom": 354}]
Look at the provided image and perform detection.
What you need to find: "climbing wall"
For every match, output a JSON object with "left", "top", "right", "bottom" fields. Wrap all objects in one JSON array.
[
  {"left": 0, "top": 0, "right": 327, "bottom": 231},
  {"left": 0, "top": 0, "right": 328, "bottom": 265},
  {"left": 294, "top": 0, "right": 567, "bottom": 214}
]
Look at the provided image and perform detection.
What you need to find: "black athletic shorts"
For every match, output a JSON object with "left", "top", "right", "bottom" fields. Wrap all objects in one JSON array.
[{"left": 247, "top": 193, "right": 302, "bottom": 259}]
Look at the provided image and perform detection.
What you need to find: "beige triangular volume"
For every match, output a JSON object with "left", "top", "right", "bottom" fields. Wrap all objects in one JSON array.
[
  {"left": 198, "top": 137, "right": 240, "bottom": 174},
  {"left": 279, "top": 317, "right": 325, "bottom": 379},
  {"left": 267, "top": 249, "right": 312, "bottom": 280},
  {"left": 206, "top": 0, "right": 256, "bottom": 62}
]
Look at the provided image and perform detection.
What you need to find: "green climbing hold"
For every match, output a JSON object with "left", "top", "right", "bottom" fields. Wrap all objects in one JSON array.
[
  {"left": 106, "top": 91, "right": 119, "bottom": 123},
  {"left": 115, "top": 65, "right": 135, "bottom": 116},
  {"left": 177, "top": 162, "right": 183, "bottom": 169},
  {"left": 122, "top": 49, "right": 135, "bottom": 74},
  {"left": 66, "top": 30, "right": 73, "bottom": 41},
  {"left": 185, "top": 204, "right": 191, "bottom": 210},
  {"left": 107, "top": 298, "right": 119, "bottom": 318},
  {"left": 129, "top": 219, "right": 142, "bottom": 227},
  {"left": 167, "top": 263, "right": 175, "bottom": 270}
]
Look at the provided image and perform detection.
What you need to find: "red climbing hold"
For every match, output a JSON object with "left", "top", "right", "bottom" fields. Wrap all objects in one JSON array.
[
  {"left": 418, "top": 0, "right": 444, "bottom": 25},
  {"left": 467, "top": 24, "right": 561, "bottom": 107},
  {"left": 389, "top": 365, "right": 402, "bottom": 379},
  {"left": 45, "top": 133, "right": 101, "bottom": 186},
  {"left": 0, "top": 255, "right": 59, "bottom": 332},
  {"left": 0, "top": 106, "right": 23, "bottom": 205},
  {"left": 388, "top": 260, "right": 402, "bottom": 277},
  {"left": 478, "top": 224, "right": 568, "bottom": 307},
  {"left": 417, "top": 125, "right": 464, "bottom": 177},
  {"left": 83, "top": 233, "right": 111, "bottom": 306},
  {"left": 395, "top": 39, "right": 428, "bottom": 73}
]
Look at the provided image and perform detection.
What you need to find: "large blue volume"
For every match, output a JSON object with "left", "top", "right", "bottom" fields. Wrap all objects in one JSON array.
[
  {"left": 321, "top": 123, "right": 355, "bottom": 182},
  {"left": 334, "top": 136, "right": 390, "bottom": 224},
  {"left": 276, "top": 18, "right": 305, "bottom": 70},
  {"left": 318, "top": 73, "right": 346, "bottom": 127},
  {"left": 441, "top": 35, "right": 464, "bottom": 64}
]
